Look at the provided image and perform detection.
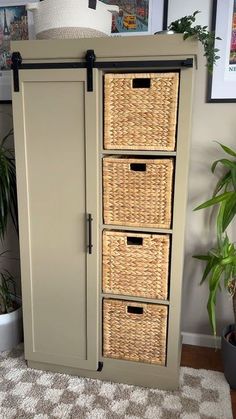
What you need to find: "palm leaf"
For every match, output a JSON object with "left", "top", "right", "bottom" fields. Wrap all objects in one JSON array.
[
  {"left": 220, "top": 255, "right": 236, "bottom": 265},
  {"left": 1, "top": 128, "right": 13, "bottom": 144},
  {"left": 211, "top": 158, "right": 236, "bottom": 173},
  {"left": 201, "top": 256, "right": 218, "bottom": 284},
  {"left": 194, "top": 191, "right": 234, "bottom": 211},
  {"left": 217, "top": 200, "right": 226, "bottom": 242},
  {"left": 216, "top": 142, "right": 236, "bottom": 158},
  {"left": 224, "top": 264, "right": 233, "bottom": 288},
  {"left": 193, "top": 255, "right": 210, "bottom": 261},
  {"left": 213, "top": 171, "right": 231, "bottom": 197},
  {"left": 207, "top": 265, "right": 223, "bottom": 335},
  {"left": 0, "top": 137, "right": 18, "bottom": 239},
  {"left": 231, "top": 167, "right": 236, "bottom": 191},
  {"left": 221, "top": 193, "right": 236, "bottom": 232}
]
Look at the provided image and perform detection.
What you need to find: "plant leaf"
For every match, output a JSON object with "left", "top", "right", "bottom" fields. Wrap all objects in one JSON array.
[
  {"left": 0, "top": 137, "right": 18, "bottom": 239},
  {"left": 217, "top": 200, "right": 226, "bottom": 242},
  {"left": 211, "top": 158, "right": 236, "bottom": 173},
  {"left": 213, "top": 171, "right": 231, "bottom": 197},
  {"left": 222, "top": 193, "right": 236, "bottom": 232},
  {"left": 220, "top": 255, "right": 236, "bottom": 265},
  {"left": 231, "top": 167, "right": 236, "bottom": 191},
  {"left": 207, "top": 265, "right": 223, "bottom": 335},
  {"left": 193, "top": 255, "right": 210, "bottom": 261},
  {"left": 194, "top": 192, "right": 234, "bottom": 211},
  {"left": 216, "top": 142, "right": 236, "bottom": 158},
  {"left": 201, "top": 256, "right": 218, "bottom": 284}
]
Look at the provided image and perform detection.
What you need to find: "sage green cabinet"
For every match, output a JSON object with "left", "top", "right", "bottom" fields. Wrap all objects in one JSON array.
[{"left": 11, "top": 35, "right": 197, "bottom": 389}]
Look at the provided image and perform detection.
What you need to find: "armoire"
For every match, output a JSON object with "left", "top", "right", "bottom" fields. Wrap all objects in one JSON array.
[{"left": 11, "top": 34, "right": 197, "bottom": 390}]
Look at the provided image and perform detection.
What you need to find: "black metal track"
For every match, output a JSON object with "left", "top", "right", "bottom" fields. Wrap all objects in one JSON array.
[
  {"left": 95, "top": 59, "right": 193, "bottom": 68},
  {"left": 11, "top": 50, "right": 193, "bottom": 93},
  {"left": 20, "top": 62, "right": 86, "bottom": 70},
  {"left": 17, "top": 58, "right": 193, "bottom": 70}
]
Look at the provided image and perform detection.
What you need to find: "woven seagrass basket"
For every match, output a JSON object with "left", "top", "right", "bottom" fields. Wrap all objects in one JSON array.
[
  {"left": 103, "top": 299, "right": 168, "bottom": 364},
  {"left": 104, "top": 72, "right": 179, "bottom": 151},
  {"left": 103, "top": 157, "right": 174, "bottom": 228},
  {"left": 103, "top": 231, "right": 170, "bottom": 299}
]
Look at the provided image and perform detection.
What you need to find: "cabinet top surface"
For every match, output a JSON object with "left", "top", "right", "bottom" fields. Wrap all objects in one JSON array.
[{"left": 11, "top": 34, "right": 198, "bottom": 61}]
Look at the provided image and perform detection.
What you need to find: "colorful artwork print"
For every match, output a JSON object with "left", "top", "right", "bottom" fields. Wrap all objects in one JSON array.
[
  {"left": 0, "top": 6, "right": 28, "bottom": 70},
  {"left": 101, "top": 0, "right": 149, "bottom": 33},
  {"left": 230, "top": 0, "right": 236, "bottom": 64}
]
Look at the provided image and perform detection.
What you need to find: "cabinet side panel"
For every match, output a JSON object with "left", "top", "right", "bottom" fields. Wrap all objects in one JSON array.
[{"left": 21, "top": 81, "right": 87, "bottom": 363}]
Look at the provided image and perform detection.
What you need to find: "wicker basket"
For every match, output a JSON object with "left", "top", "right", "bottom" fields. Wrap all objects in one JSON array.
[
  {"left": 103, "top": 231, "right": 170, "bottom": 299},
  {"left": 103, "top": 157, "right": 174, "bottom": 228},
  {"left": 103, "top": 299, "right": 168, "bottom": 364},
  {"left": 104, "top": 72, "right": 179, "bottom": 151}
]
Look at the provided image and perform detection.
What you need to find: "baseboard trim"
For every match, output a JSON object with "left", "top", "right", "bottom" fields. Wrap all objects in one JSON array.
[{"left": 182, "top": 332, "right": 221, "bottom": 349}]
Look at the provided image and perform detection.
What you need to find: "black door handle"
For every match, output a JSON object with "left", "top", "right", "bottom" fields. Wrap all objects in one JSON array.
[{"left": 87, "top": 214, "right": 93, "bottom": 254}]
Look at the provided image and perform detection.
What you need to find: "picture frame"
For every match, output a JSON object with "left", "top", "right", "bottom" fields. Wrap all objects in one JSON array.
[
  {"left": 0, "top": 0, "right": 39, "bottom": 103},
  {"left": 207, "top": 0, "right": 236, "bottom": 102},
  {"left": 101, "top": 0, "right": 169, "bottom": 36}
]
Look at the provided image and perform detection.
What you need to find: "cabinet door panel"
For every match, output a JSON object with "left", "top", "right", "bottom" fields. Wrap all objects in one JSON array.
[{"left": 13, "top": 69, "right": 99, "bottom": 370}]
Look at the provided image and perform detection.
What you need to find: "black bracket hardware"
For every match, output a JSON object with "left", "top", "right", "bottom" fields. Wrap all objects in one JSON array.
[
  {"left": 85, "top": 49, "right": 96, "bottom": 92},
  {"left": 88, "top": 213, "right": 93, "bottom": 254},
  {"left": 11, "top": 51, "right": 22, "bottom": 92},
  {"left": 88, "top": 0, "right": 97, "bottom": 9},
  {"left": 97, "top": 361, "right": 103, "bottom": 372},
  {"left": 181, "top": 58, "right": 193, "bottom": 67}
]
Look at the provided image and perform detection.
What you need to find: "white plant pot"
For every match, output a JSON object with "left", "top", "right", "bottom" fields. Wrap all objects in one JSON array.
[
  {"left": 27, "top": 0, "right": 119, "bottom": 39},
  {"left": 0, "top": 306, "right": 23, "bottom": 352}
]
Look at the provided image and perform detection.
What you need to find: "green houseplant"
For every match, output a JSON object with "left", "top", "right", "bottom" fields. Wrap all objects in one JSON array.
[
  {"left": 0, "top": 127, "right": 18, "bottom": 239},
  {"left": 0, "top": 251, "right": 17, "bottom": 315},
  {"left": 0, "top": 125, "right": 21, "bottom": 351},
  {"left": 168, "top": 10, "right": 221, "bottom": 73},
  {"left": 194, "top": 142, "right": 236, "bottom": 388}
]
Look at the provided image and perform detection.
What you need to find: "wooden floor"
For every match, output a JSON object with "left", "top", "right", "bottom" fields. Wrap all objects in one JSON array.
[{"left": 181, "top": 344, "right": 236, "bottom": 418}]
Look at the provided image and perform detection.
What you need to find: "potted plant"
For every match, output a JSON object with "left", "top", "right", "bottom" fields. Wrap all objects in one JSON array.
[
  {"left": 168, "top": 10, "right": 221, "bottom": 73},
  {"left": 0, "top": 126, "right": 21, "bottom": 352},
  {"left": 0, "top": 252, "right": 22, "bottom": 351},
  {"left": 194, "top": 142, "right": 236, "bottom": 388}
]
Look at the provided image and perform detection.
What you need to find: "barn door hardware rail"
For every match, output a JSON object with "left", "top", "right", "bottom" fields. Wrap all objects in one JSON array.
[{"left": 11, "top": 50, "right": 193, "bottom": 93}]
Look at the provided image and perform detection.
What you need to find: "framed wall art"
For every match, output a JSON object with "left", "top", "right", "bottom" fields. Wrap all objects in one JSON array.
[
  {"left": 0, "top": 0, "right": 39, "bottom": 103},
  {"left": 208, "top": 0, "right": 236, "bottom": 102},
  {"left": 100, "top": 0, "right": 169, "bottom": 36}
]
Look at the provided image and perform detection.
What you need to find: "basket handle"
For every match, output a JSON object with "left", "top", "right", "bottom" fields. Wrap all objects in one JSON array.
[
  {"left": 130, "top": 163, "right": 146, "bottom": 172},
  {"left": 127, "top": 237, "right": 143, "bottom": 246},
  {"left": 127, "top": 306, "right": 144, "bottom": 315},
  {"left": 132, "top": 78, "right": 151, "bottom": 89}
]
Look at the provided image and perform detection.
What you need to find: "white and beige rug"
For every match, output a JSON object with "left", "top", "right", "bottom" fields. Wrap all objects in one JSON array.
[{"left": 0, "top": 345, "right": 233, "bottom": 419}]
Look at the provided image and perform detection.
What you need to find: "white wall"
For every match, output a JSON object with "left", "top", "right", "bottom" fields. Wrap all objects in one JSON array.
[
  {"left": 169, "top": 0, "right": 236, "bottom": 336},
  {"left": 168, "top": 0, "right": 212, "bottom": 27}
]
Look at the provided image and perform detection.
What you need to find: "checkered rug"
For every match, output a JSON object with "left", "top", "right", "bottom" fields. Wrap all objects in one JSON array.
[{"left": 0, "top": 344, "right": 233, "bottom": 419}]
